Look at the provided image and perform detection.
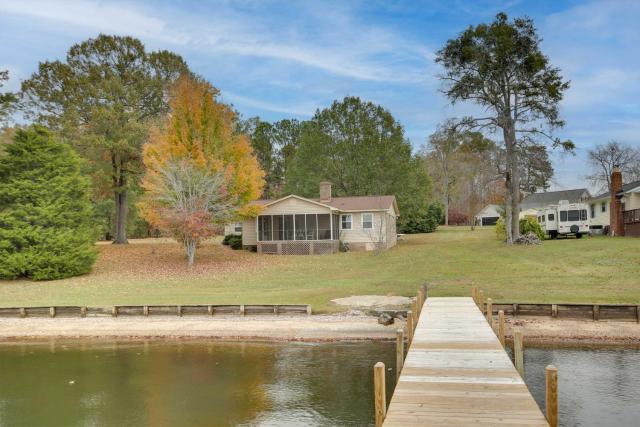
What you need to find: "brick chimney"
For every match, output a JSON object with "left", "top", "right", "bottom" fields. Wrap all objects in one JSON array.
[
  {"left": 319, "top": 181, "right": 332, "bottom": 202},
  {"left": 610, "top": 167, "right": 624, "bottom": 236}
]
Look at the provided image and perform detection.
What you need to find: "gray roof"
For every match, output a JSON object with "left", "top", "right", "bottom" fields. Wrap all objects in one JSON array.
[
  {"left": 252, "top": 195, "right": 398, "bottom": 212},
  {"left": 592, "top": 180, "right": 640, "bottom": 200},
  {"left": 521, "top": 188, "right": 591, "bottom": 209}
]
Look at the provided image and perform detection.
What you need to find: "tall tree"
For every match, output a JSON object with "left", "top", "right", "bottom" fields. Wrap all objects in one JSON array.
[
  {"left": 0, "top": 127, "right": 96, "bottom": 280},
  {"left": 436, "top": 13, "right": 572, "bottom": 244},
  {"left": 139, "top": 76, "right": 264, "bottom": 265},
  {"left": 20, "top": 34, "right": 191, "bottom": 244},
  {"left": 244, "top": 118, "right": 303, "bottom": 198},
  {"left": 286, "top": 96, "right": 431, "bottom": 228},
  {"left": 517, "top": 143, "right": 553, "bottom": 193},
  {"left": 0, "top": 70, "right": 17, "bottom": 126},
  {"left": 587, "top": 141, "right": 640, "bottom": 192}
]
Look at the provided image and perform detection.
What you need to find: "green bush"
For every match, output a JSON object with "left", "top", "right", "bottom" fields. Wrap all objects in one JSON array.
[
  {"left": 398, "top": 202, "right": 442, "bottom": 233},
  {"left": 223, "top": 234, "right": 243, "bottom": 249},
  {"left": 0, "top": 127, "right": 97, "bottom": 280},
  {"left": 520, "top": 217, "right": 545, "bottom": 240},
  {"left": 495, "top": 217, "right": 545, "bottom": 241}
]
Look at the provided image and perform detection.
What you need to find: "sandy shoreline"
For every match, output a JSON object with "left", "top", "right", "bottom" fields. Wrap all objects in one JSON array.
[{"left": 0, "top": 314, "right": 639, "bottom": 344}]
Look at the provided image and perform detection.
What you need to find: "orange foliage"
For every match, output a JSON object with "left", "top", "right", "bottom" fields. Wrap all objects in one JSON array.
[{"left": 140, "top": 76, "right": 264, "bottom": 227}]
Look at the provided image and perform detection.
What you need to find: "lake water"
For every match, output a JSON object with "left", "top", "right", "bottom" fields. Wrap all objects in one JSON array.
[{"left": 0, "top": 340, "right": 639, "bottom": 426}]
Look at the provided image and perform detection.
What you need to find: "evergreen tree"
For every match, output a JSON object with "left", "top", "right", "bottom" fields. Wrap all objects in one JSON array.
[{"left": 0, "top": 127, "right": 96, "bottom": 280}]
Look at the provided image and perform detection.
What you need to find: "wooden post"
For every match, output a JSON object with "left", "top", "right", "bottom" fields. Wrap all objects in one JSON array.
[
  {"left": 396, "top": 329, "right": 404, "bottom": 381},
  {"left": 417, "top": 288, "right": 425, "bottom": 314},
  {"left": 19, "top": 307, "right": 26, "bottom": 318},
  {"left": 551, "top": 304, "right": 558, "bottom": 318},
  {"left": 593, "top": 304, "right": 600, "bottom": 321},
  {"left": 406, "top": 310, "right": 413, "bottom": 346},
  {"left": 471, "top": 286, "right": 478, "bottom": 304},
  {"left": 421, "top": 283, "right": 428, "bottom": 301},
  {"left": 177, "top": 305, "right": 182, "bottom": 317},
  {"left": 240, "top": 304, "right": 246, "bottom": 315},
  {"left": 49, "top": 307, "right": 56, "bottom": 318},
  {"left": 478, "top": 290, "right": 484, "bottom": 315},
  {"left": 545, "top": 365, "right": 558, "bottom": 427},
  {"left": 512, "top": 303, "right": 518, "bottom": 317},
  {"left": 636, "top": 305, "right": 640, "bottom": 323},
  {"left": 208, "top": 305, "right": 214, "bottom": 316},
  {"left": 412, "top": 299, "right": 419, "bottom": 325},
  {"left": 112, "top": 306, "right": 118, "bottom": 317},
  {"left": 306, "top": 305, "right": 312, "bottom": 315},
  {"left": 498, "top": 310, "right": 505, "bottom": 347},
  {"left": 143, "top": 305, "right": 149, "bottom": 316},
  {"left": 514, "top": 330, "right": 524, "bottom": 379},
  {"left": 80, "top": 306, "right": 87, "bottom": 318},
  {"left": 486, "top": 298, "right": 493, "bottom": 327},
  {"left": 374, "top": 362, "right": 387, "bottom": 427}
]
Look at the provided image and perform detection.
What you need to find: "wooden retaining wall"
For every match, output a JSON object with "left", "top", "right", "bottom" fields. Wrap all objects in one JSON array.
[
  {"left": 0, "top": 304, "right": 311, "bottom": 318},
  {"left": 486, "top": 303, "right": 640, "bottom": 322}
]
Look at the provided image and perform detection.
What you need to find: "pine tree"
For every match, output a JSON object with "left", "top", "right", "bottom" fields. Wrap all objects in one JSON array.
[{"left": 0, "top": 127, "right": 97, "bottom": 280}]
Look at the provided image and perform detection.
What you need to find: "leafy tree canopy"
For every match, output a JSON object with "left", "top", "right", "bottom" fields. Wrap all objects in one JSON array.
[{"left": 285, "top": 96, "right": 431, "bottom": 230}]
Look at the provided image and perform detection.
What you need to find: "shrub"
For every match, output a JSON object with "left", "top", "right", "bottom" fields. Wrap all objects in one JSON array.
[
  {"left": 398, "top": 202, "right": 442, "bottom": 233},
  {"left": 0, "top": 127, "right": 96, "bottom": 280},
  {"left": 520, "top": 217, "right": 545, "bottom": 240},
  {"left": 223, "top": 234, "right": 243, "bottom": 250},
  {"left": 447, "top": 209, "right": 469, "bottom": 225},
  {"left": 495, "top": 217, "right": 545, "bottom": 241}
]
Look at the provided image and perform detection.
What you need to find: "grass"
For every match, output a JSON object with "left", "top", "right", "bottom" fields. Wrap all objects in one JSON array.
[{"left": 0, "top": 227, "right": 639, "bottom": 312}]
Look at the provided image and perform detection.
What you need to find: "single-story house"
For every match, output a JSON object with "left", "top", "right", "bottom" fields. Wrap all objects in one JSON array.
[
  {"left": 589, "top": 170, "right": 640, "bottom": 236},
  {"left": 474, "top": 204, "right": 502, "bottom": 226},
  {"left": 229, "top": 182, "right": 400, "bottom": 254}
]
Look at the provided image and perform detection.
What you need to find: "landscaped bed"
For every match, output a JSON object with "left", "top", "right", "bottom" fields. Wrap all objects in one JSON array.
[{"left": 0, "top": 227, "right": 638, "bottom": 312}]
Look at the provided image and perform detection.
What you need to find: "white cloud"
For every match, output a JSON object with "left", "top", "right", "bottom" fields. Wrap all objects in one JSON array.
[{"left": 221, "top": 91, "right": 315, "bottom": 117}]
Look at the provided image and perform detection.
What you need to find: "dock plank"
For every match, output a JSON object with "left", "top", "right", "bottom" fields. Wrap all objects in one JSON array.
[{"left": 383, "top": 297, "right": 548, "bottom": 427}]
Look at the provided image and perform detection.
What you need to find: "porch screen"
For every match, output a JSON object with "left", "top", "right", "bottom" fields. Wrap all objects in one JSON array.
[
  {"left": 317, "top": 214, "right": 331, "bottom": 239},
  {"left": 258, "top": 214, "right": 335, "bottom": 241}
]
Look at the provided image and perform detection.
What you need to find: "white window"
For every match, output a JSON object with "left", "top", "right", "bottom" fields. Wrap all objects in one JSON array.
[
  {"left": 341, "top": 214, "right": 352, "bottom": 230},
  {"left": 234, "top": 222, "right": 242, "bottom": 232},
  {"left": 362, "top": 213, "right": 373, "bottom": 229}
]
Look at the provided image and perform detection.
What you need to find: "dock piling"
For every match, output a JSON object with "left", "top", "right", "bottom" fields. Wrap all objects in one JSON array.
[
  {"left": 486, "top": 298, "right": 493, "bottom": 327},
  {"left": 546, "top": 365, "right": 558, "bottom": 427},
  {"left": 514, "top": 330, "right": 524, "bottom": 379},
  {"left": 396, "top": 329, "right": 404, "bottom": 381},
  {"left": 498, "top": 310, "right": 505, "bottom": 346},
  {"left": 374, "top": 362, "right": 386, "bottom": 427}
]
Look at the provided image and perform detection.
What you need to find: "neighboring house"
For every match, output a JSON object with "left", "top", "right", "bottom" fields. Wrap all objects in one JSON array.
[
  {"left": 474, "top": 204, "right": 502, "bottom": 226},
  {"left": 589, "top": 169, "right": 640, "bottom": 236},
  {"left": 520, "top": 188, "right": 592, "bottom": 211},
  {"left": 223, "top": 221, "right": 243, "bottom": 236},
  {"left": 229, "top": 182, "right": 400, "bottom": 254}
]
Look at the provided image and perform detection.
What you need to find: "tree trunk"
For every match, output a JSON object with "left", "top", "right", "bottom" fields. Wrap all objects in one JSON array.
[
  {"left": 185, "top": 239, "right": 197, "bottom": 266},
  {"left": 112, "top": 171, "right": 129, "bottom": 244},
  {"left": 503, "top": 121, "right": 519, "bottom": 244},
  {"left": 443, "top": 171, "right": 450, "bottom": 226}
]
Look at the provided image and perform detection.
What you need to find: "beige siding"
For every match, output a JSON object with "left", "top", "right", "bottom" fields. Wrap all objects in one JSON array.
[
  {"left": 223, "top": 222, "right": 243, "bottom": 236},
  {"left": 339, "top": 209, "right": 397, "bottom": 250},
  {"left": 242, "top": 218, "right": 257, "bottom": 246},
  {"left": 589, "top": 198, "right": 610, "bottom": 226},
  {"left": 627, "top": 192, "right": 640, "bottom": 210},
  {"left": 263, "top": 197, "right": 332, "bottom": 215}
]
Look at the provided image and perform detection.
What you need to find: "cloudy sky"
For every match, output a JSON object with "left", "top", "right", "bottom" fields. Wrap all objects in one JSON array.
[{"left": 1, "top": 0, "right": 638, "bottom": 191}]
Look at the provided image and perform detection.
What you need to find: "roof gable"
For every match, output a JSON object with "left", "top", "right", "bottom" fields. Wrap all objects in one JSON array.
[{"left": 521, "top": 189, "right": 590, "bottom": 207}]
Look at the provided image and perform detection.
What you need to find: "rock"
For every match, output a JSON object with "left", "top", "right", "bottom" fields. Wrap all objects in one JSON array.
[
  {"left": 514, "top": 232, "right": 542, "bottom": 245},
  {"left": 378, "top": 313, "right": 394, "bottom": 326}
]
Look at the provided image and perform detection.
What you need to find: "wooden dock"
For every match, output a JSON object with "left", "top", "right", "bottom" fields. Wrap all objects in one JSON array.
[{"left": 383, "top": 297, "right": 549, "bottom": 426}]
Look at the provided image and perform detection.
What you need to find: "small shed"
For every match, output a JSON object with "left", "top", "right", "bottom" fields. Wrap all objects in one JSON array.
[{"left": 475, "top": 204, "right": 501, "bottom": 226}]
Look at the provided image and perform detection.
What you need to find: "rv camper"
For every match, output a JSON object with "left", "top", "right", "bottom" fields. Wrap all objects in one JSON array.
[{"left": 537, "top": 200, "right": 590, "bottom": 238}]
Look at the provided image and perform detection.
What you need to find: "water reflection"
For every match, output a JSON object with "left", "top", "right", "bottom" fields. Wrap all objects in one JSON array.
[
  {"left": 0, "top": 340, "right": 395, "bottom": 427},
  {"left": 517, "top": 345, "right": 640, "bottom": 427}
]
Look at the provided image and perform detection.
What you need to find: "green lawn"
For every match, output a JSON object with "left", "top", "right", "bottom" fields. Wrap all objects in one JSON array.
[{"left": 1, "top": 227, "right": 639, "bottom": 312}]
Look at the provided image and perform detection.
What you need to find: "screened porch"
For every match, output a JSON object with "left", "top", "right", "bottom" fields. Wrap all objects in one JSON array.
[{"left": 256, "top": 213, "right": 340, "bottom": 255}]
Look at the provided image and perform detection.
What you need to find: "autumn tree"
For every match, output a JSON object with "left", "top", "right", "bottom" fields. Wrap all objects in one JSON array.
[
  {"left": 437, "top": 13, "right": 572, "bottom": 244},
  {"left": 140, "top": 76, "right": 264, "bottom": 265},
  {"left": 587, "top": 141, "right": 640, "bottom": 192},
  {"left": 20, "top": 34, "right": 191, "bottom": 244}
]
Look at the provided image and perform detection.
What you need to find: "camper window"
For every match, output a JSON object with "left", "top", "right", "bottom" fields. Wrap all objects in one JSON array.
[
  {"left": 568, "top": 210, "right": 580, "bottom": 221},
  {"left": 560, "top": 211, "right": 567, "bottom": 222},
  {"left": 580, "top": 210, "right": 587, "bottom": 221},
  {"left": 548, "top": 213, "right": 555, "bottom": 221}
]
